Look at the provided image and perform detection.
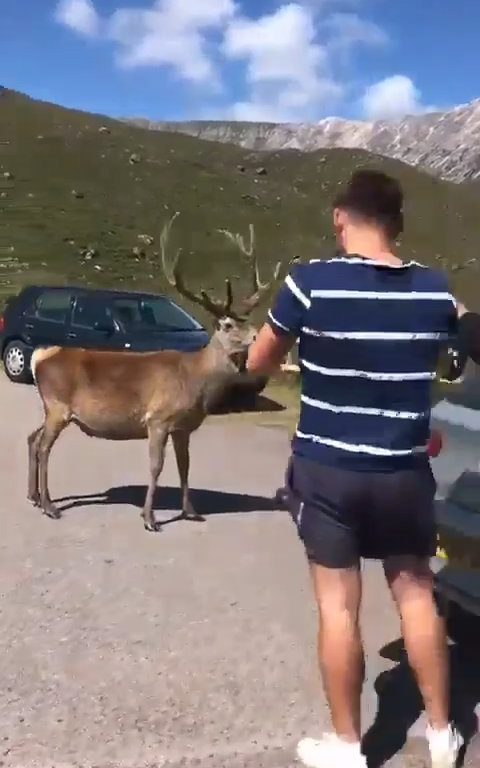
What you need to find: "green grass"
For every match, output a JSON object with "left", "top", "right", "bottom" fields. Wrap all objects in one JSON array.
[{"left": 2, "top": 87, "right": 480, "bottom": 320}]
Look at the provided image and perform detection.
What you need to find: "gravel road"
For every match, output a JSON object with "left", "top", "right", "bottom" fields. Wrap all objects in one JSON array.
[{"left": 0, "top": 378, "right": 478, "bottom": 767}]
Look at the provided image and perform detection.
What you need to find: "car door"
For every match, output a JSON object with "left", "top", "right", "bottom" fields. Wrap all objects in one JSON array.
[
  {"left": 67, "top": 294, "right": 125, "bottom": 349},
  {"left": 23, "top": 288, "right": 75, "bottom": 349}
]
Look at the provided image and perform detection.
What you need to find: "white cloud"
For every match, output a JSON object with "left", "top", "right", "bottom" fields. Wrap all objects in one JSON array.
[
  {"left": 107, "top": 0, "right": 236, "bottom": 84},
  {"left": 361, "top": 75, "right": 431, "bottom": 120},
  {"left": 54, "top": 0, "right": 412, "bottom": 123},
  {"left": 54, "top": 0, "right": 100, "bottom": 38},
  {"left": 325, "top": 12, "right": 388, "bottom": 49},
  {"left": 224, "top": 5, "right": 325, "bottom": 84},
  {"left": 223, "top": 3, "right": 343, "bottom": 122}
]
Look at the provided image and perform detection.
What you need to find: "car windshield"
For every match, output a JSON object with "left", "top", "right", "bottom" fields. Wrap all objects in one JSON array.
[{"left": 111, "top": 296, "right": 203, "bottom": 332}]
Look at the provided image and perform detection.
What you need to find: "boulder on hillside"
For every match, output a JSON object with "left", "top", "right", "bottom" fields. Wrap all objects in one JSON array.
[
  {"left": 138, "top": 234, "right": 154, "bottom": 246},
  {"left": 132, "top": 246, "right": 146, "bottom": 259},
  {"left": 79, "top": 246, "right": 98, "bottom": 260}
]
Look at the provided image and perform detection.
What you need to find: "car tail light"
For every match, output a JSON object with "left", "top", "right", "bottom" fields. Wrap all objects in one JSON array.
[
  {"left": 0, "top": 316, "right": 4, "bottom": 333},
  {"left": 427, "top": 429, "right": 443, "bottom": 458}
]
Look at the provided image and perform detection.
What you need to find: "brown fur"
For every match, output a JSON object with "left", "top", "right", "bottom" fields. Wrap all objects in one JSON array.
[
  {"left": 28, "top": 325, "right": 255, "bottom": 531},
  {"left": 31, "top": 346, "right": 62, "bottom": 377}
]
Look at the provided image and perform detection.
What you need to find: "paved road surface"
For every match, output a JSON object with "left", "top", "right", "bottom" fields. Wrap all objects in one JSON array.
[{"left": 0, "top": 377, "right": 479, "bottom": 767}]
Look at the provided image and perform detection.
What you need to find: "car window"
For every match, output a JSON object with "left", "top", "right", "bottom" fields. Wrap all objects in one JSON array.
[
  {"left": 111, "top": 299, "right": 142, "bottom": 326},
  {"left": 142, "top": 297, "right": 202, "bottom": 330},
  {"left": 72, "top": 296, "right": 111, "bottom": 329},
  {"left": 111, "top": 296, "right": 201, "bottom": 331},
  {"left": 34, "top": 290, "right": 73, "bottom": 323}
]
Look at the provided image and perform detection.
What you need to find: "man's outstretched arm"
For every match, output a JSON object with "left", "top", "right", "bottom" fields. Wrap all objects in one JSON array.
[
  {"left": 247, "top": 265, "right": 309, "bottom": 376},
  {"left": 247, "top": 323, "right": 296, "bottom": 376}
]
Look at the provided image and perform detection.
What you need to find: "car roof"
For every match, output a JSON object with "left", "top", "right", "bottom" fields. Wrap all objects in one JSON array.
[{"left": 21, "top": 284, "right": 173, "bottom": 301}]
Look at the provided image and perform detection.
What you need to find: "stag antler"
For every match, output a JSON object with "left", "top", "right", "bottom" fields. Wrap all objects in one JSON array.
[
  {"left": 160, "top": 212, "right": 246, "bottom": 320},
  {"left": 217, "top": 223, "right": 283, "bottom": 315}
]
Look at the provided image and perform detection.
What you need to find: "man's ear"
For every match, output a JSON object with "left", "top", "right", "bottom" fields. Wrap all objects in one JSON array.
[
  {"left": 333, "top": 207, "right": 348, "bottom": 229},
  {"left": 333, "top": 207, "right": 345, "bottom": 238}
]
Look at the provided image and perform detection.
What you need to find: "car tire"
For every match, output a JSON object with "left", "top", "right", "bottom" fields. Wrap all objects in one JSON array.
[{"left": 3, "top": 340, "right": 33, "bottom": 384}]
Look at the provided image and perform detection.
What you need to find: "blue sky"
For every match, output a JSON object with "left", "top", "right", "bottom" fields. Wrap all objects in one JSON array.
[{"left": 1, "top": 0, "right": 479, "bottom": 122}]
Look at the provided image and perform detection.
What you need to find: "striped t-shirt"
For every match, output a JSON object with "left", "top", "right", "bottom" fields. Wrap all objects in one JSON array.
[{"left": 268, "top": 255, "right": 458, "bottom": 471}]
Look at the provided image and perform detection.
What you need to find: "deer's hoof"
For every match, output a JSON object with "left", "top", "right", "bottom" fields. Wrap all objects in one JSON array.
[
  {"left": 28, "top": 494, "right": 41, "bottom": 508},
  {"left": 43, "top": 506, "right": 62, "bottom": 520},
  {"left": 183, "top": 512, "right": 205, "bottom": 523},
  {"left": 144, "top": 519, "right": 162, "bottom": 533}
]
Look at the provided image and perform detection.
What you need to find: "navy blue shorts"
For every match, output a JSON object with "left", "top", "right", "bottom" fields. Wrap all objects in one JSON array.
[{"left": 286, "top": 454, "right": 437, "bottom": 568}]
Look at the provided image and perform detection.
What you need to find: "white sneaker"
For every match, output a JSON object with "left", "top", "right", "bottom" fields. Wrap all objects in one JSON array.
[
  {"left": 426, "top": 724, "right": 464, "bottom": 768},
  {"left": 296, "top": 734, "right": 367, "bottom": 768}
]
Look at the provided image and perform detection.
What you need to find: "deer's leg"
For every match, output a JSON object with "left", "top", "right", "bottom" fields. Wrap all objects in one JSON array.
[
  {"left": 27, "top": 426, "right": 44, "bottom": 506},
  {"left": 142, "top": 423, "right": 168, "bottom": 532},
  {"left": 172, "top": 431, "right": 204, "bottom": 522},
  {"left": 38, "top": 407, "right": 69, "bottom": 520}
]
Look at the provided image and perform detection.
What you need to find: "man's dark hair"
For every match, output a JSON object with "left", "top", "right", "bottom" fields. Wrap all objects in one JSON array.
[{"left": 333, "top": 169, "right": 404, "bottom": 239}]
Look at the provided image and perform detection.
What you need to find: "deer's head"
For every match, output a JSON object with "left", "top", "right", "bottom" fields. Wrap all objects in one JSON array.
[{"left": 160, "top": 213, "right": 282, "bottom": 370}]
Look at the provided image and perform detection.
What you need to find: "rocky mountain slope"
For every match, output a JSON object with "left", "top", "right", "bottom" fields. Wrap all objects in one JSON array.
[
  {"left": 129, "top": 100, "right": 480, "bottom": 184},
  {"left": 2, "top": 87, "right": 480, "bottom": 312}
]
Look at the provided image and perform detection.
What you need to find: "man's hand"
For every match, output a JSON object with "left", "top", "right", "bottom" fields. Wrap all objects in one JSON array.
[
  {"left": 455, "top": 299, "right": 480, "bottom": 365},
  {"left": 456, "top": 300, "right": 467, "bottom": 318},
  {"left": 247, "top": 323, "right": 295, "bottom": 376}
]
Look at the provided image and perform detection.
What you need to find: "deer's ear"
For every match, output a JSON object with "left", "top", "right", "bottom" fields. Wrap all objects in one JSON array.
[{"left": 213, "top": 319, "right": 221, "bottom": 331}]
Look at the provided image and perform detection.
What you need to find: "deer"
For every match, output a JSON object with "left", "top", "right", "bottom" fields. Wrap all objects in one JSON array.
[{"left": 27, "top": 213, "right": 282, "bottom": 532}]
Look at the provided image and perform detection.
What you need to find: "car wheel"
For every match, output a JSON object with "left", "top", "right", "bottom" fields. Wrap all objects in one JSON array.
[{"left": 3, "top": 340, "right": 33, "bottom": 383}]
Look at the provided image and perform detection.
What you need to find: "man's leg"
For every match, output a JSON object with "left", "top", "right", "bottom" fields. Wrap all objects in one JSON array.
[
  {"left": 384, "top": 555, "right": 463, "bottom": 766},
  {"left": 384, "top": 555, "right": 449, "bottom": 729},
  {"left": 310, "top": 562, "right": 364, "bottom": 742},
  {"left": 288, "top": 457, "right": 368, "bottom": 767},
  {"left": 368, "top": 461, "right": 463, "bottom": 768},
  {"left": 297, "top": 558, "right": 367, "bottom": 767}
]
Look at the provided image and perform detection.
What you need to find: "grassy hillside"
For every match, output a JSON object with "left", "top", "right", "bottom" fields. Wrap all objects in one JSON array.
[{"left": 2, "top": 87, "right": 480, "bottom": 320}]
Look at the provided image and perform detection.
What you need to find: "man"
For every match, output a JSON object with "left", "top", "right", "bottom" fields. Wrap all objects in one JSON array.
[{"left": 247, "top": 169, "right": 478, "bottom": 768}]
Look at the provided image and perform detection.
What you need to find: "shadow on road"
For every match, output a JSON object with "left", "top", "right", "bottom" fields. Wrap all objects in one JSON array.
[
  {"left": 363, "top": 638, "right": 480, "bottom": 768},
  {"left": 55, "top": 485, "right": 278, "bottom": 519}
]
